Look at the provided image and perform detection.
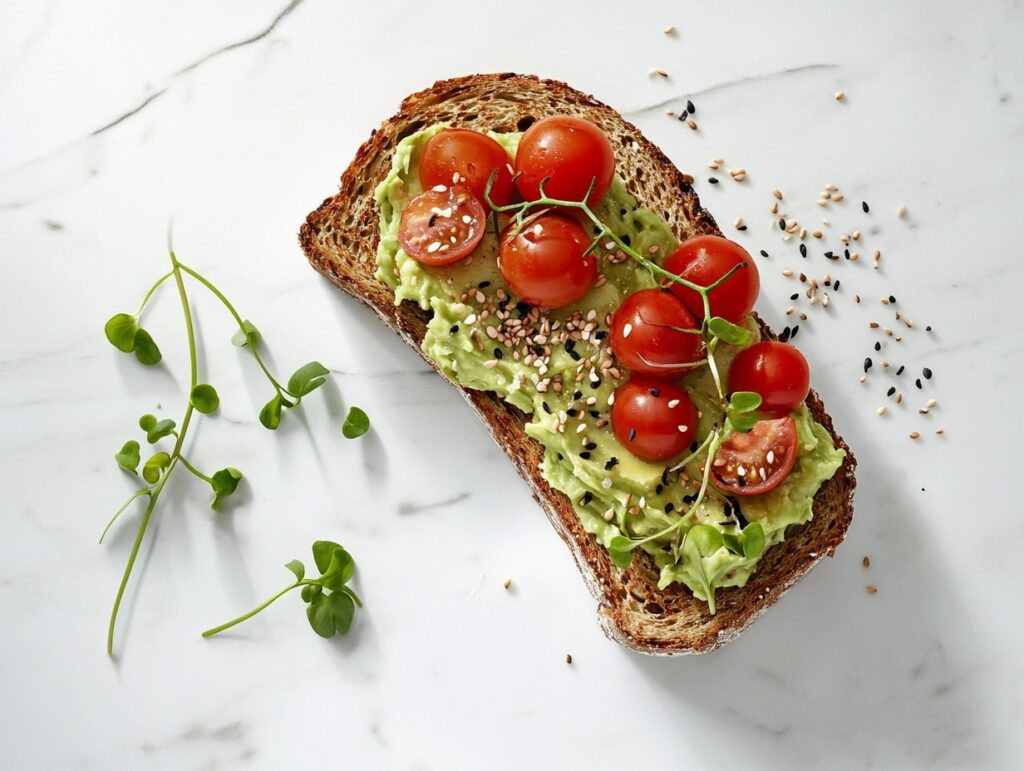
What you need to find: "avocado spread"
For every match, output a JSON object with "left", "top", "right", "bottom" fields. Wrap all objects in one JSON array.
[{"left": 375, "top": 124, "right": 845, "bottom": 610}]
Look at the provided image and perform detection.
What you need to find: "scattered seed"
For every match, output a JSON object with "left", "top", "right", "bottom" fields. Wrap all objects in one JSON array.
[
  {"left": 865, "top": 585, "right": 878, "bottom": 595},
  {"left": 651, "top": 68, "right": 669, "bottom": 78},
  {"left": 835, "top": 90, "right": 845, "bottom": 101},
  {"left": 503, "top": 578, "right": 512, "bottom": 590},
  {"left": 862, "top": 201, "right": 870, "bottom": 213},
  {"left": 897, "top": 204, "right": 907, "bottom": 217},
  {"left": 863, "top": 556, "right": 871, "bottom": 568},
  {"left": 935, "top": 428, "right": 944, "bottom": 435},
  {"left": 877, "top": 406, "right": 887, "bottom": 415},
  {"left": 664, "top": 24, "right": 675, "bottom": 34},
  {"left": 909, "top": 431, "right": 920, "bottom": 439},
  {"left": 565, "top": 653, "right": 573, "bottom": 664}
]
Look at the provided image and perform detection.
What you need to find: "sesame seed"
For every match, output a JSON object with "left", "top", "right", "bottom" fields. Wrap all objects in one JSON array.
[
  {"left": 687, "top": 100, "right": 696, "bottom": 114},
  {"left": 565, "top": 653, "right": 573, "bottom": 664},
  {"left": 927, "top": 398, "right": 937, "bottom": 408},
  {"left": 782, "top": 269, "right": 793, "bottom": 277},
  {"left": 651, "top": 68, "right": 669, "bottom": 78},
  {"left": 773, "top": 189, "right": 783, "bottom": 200},
  {"left": 603, "top": 508, "right": 614, "bottom": 522},
  {"left": 503, "top": 578, "right": 512, "bottom": 589},
  {"left": 668, "top": 399, "right": 680, "bottom": 408},
  {"left": 935, "top": 428, "right": 944, "bottom": 435},
  {"left": 709, "top": 177, "right": 719, "bottom": 184},
  {"left": 730, "top": 168, "right": 747, "bottom": 181},
  {"left": 897, "top": 205, "right": 907, "bottom": 217},
  {"left": 877, "top": 406, "right": 887, "bottom": 415},
  {"left": 623, "top": 323, "right": 633, "bottom": 338},
  {"left": 664, "top": 24, "right": 675, "bottom": 34},
  {"left": 865, "top": 585, "right": 878, "bottom": 595},
  {"left": 863, "top": 556, "right": 871, "bottom": 568},
  {"left": 909, "top": 431, "right": 920, "bottom": 439},
  {"left": 835, "top": 90, "right": 845, "bottom": 101},
  {"left": 923, "top": 367, "right": 933, "bottom": 379},
  {"left": 862, "top": 201, "right": 870, "bottom": 213},
  {"left": 687, "top": 119, "right": 698, "bottom": 130}
]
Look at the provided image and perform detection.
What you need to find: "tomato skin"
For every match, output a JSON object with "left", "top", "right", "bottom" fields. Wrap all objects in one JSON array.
[
  {"left": 610, "top": 377, "right": 699, "bottom": 462},
  {"left": 498, "top": 215, "right": 597, "bottom": 308},
  {"left": 419, "top": 128, "right": 516, "bottom": 207},
  {"left": 663, "top": 236, "right": 760, "bottom": 324},
  {"left": 398, "top": 185, "right": 487, "bottom": 266},
  {"left": 514, "top": 116, "right": 615, "bottom": 206},
  {"left": 610, "top": 289, "right": 703, "bottom": 379},
  {"left": 728, "top": 341, "right": 810, "bottom": 418},
  {"left": 711, "top": 417, "right": 798, "bottom": 496}
]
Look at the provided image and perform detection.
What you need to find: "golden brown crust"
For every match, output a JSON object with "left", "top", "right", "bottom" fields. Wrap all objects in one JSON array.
[{"left": 299, "top": 73, "right": 857, "bottom": 654}]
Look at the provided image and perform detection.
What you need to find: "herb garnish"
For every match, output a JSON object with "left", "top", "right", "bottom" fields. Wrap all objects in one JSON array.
[
  {"left": 484, "top": 173, "right": 769, "bottom": 606},
  {"left": 102, "top": 248, "right": 366, "bottom": 655}
]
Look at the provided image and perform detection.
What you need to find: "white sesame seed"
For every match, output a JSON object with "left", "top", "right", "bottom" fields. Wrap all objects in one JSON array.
[
  {"left": 834, "top": 90, "right": 845, "bottom": 101},
  {"left": 431, "top": 185, "right": 447, "bottom": 192},
  {"left": 897, "top": 204, "right": 907, "bottom": 217},
  {"left": 877, "top": 406, "right": 887, "bottom": 415},
  {"left": 668, "top": 399, "right": 680, "bottom": 408},
  {"left": 909, "top": 431, "right": 920, "bottom": 439},
  {"left": 623, "top": 323, "right": 633, "bottom": 338},
  {"left": 663, "top": 25, "right": 675, "bottom": 34},
  {"left": 464, "top": 313, "right": 477, "bottom": 324},
  {"left": 576, "top": 424, "right": 587, "bottom": 434},
  {"left": 927, "top": 399, "right": 937, "bottom": 408},
  {"left": 677, "top": 425, "right": 688, "bottom": 432}
]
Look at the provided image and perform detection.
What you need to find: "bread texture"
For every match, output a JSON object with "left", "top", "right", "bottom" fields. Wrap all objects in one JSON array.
[{"left": 299, "top": 73, "right": 857, "bottom": 654}]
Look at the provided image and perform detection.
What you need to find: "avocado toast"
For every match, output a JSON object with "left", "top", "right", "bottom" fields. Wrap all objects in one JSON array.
[{"left": 299, "top": 73, "right": 857, "bottom": 654}]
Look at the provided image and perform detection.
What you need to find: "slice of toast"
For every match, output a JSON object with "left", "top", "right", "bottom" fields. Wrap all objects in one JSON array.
[{"left": 298, "top": 73, "right": 857, "bottom": 654}]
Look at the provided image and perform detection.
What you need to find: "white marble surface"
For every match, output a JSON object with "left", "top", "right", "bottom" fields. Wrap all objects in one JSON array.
[{"left": 2, "top": 1, "right": 1022, "bottom": 768}]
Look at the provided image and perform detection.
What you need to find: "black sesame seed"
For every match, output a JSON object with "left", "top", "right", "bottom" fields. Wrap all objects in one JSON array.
[
  {"left": 594, "top": 330, "right": 608, "bottom": 341},
  {"left": 449, "top": 324, "right": 459, "bottom": 335},
  {"left": 799, "top": 244, "right": 807, "bottom": 258},
  {"left": 494, "top": 347, "right": 503, "bottom": 359},
  {"left": 844, "top": 248, "right": 851, "bottom": 260},
  {"left": 628, "top": 428, "right": 636, "bottom": 443},
  {"left": 621, "top": 234, "right": 632, "bottom": 247},
  {"left": 690, "top": 441, "right": 699, "bottom": 452},
  {"left": 585, "top": 441, "right": 597, "bottom": 451},
  {"left": 515, "top": 300, "right": 530, "bottom": 315},
  {"left": 887, "top": 386, "right": 896, "bottom": 396},
  {"left": 779, "top": 218, "right": 786, "bottom": 230},
  {"left": 567, "top": 349, "right": 581, "bottom": 362},
  {"left": 862, "top": 201, "right": 870, "bottom": 213},
  {"left": 531, "top": 344, "right": 544, "bottom": 356},
  {"left": 566, "top": 408, "right": 578, "bottom": 418},
  {"left": 687, "top": 99, "right": 696, "bottom": 113},
  {"left": 790, "top": 293, "right": 799, "bottom": 300},
  {"left": 655, "top": 484, "right": 664, "bottom": 495},
  {"left": 428, "top": 214, "right": 437, "bottom": 227},
  {"left": 581, "top": 492, "right": 593, "bottom": 505},
  {"left": 896, "top": 365, "right": 905, "bottom": 375},
  {"left": 661, "top": 468, "right": 670, "bottom": 486},
  {"left": 565, "top": 340, "right": 576, "bottom": 354},
  {"left": 791, "top": 325, "right": 799, "bottom": 338},
  {"left": 588, "top": 410, "right": 601, "bottom": 418},
  {"left": 709, "top": 177, "right": 719, "bottom": 184},
  {"left": 677, "top": 112, "right": 687, "bottom": 123},
  {"left": 737, "top": 225, "right": 748, "bottom": 231},
  {"left": 833, "top": 280, "right": 841, "bottom": 291},
  {"left": 604, "top": 457, "right": 619, "bottom": 471},
  {"left": 915, "top": 378, "right": 923, "bottom": 389},
  {"left": 557, "top": 453, "right": 563, "bottom": 461},
  {"left": 926, "top": 325, "right": 932, "bottom": 332},
  {"left": 683, "top": 494, "right": 697, "bottom": 504},
  {"left": 573, "top": 389, "right": 582, "bottom": 399},
  {"left": 889, "top": 295, "right": 896, "bottom": 304},
  {"left": 665, "top": 503, "right": 675, "bottom": 513},
  {"left": 650, "top": 388, "right": 661, "bottom": 397},
  {"left": 478, "top": 280, "right": 491, "bottom": 288},
  {"left": 923, "top": 367, "right": 933, "bottom": 379},
  {"left": 591, "top": 378, "right": 602, "bottom": 389},
  {"left": 825, "top": 251, "right": 834, "bottom": 259},
  {"left": 760, "top": 249, "right": 770, "bottom": 258},
  {"left": 864, "top": 357, "right": 873, "bottom": 372},
  {"left": 874, "top": 342, "right": 881, "bottom": 351},
  {"left": 542, "top": 402, "right": 552, "bottom": 414},
  {"left": 579, "top": 451, "right": 592, "bottom": 460},
  {"left": 779, "top": 327, "right": 791, "bottom": 342},
  {"left": 619, "top": 208, "right": 627, "bottom": 216}
]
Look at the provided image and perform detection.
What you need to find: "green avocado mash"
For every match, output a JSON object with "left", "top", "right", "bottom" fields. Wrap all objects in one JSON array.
[{"left": 375, "top": 124, "right": 845, "bottom": 610}]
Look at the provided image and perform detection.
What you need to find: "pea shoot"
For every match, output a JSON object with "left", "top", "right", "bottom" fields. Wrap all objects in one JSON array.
[
  {"left": 202, "top": 541, "right": 362, "bottom": 639},
  {"left": 102, "top": 248, "right": 368, "bottom": 656},
  {"left": 484, "top": 173, "right": 769, "bottom": 604}
]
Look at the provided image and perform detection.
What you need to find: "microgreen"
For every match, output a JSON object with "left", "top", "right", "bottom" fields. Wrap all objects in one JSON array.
[
  {"left": 202, "top": 540, "right": 362, "bottom": 640},
  {"left": 342, "top": 406, "right": 370, "bottom": 439},
  {"left": 483, "top": 173, "right": 771, "bottom": 614},
  {"left": 101, "top": 248, "right": 368, "bottom": 657}
]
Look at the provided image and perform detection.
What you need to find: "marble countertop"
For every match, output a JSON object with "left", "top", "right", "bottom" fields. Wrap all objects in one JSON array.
[{"left": 2, "top": 1, "right": 1022, "bottom": 768}]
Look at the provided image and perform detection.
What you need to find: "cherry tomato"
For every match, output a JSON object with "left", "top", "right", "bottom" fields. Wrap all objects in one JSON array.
[
  {"left": 727, "top": 341, "right": 810, "bottom": 418},
  {"left": 498, "top": 214, "right": 597, "bottom": 308},
  {"left": 398, "top": 185, "right": 486, "bottom": 266},
  {"left": 610, "top": 377, "right": 699, "bottom": 462},
  {"left": 610, "top": 289, "right": 703, "bottom": 379},
  {"left": 514, "top": 116, "right": 615, "bottom": 206},
  {"left": 711, "top": 417, "right": 798, "bottom": 495},
  {"left": 663, "top": 236, "right": 760, "bottom": 324},
  {"left": 419, "top": 128, "right": 516, "bottom": 207}
]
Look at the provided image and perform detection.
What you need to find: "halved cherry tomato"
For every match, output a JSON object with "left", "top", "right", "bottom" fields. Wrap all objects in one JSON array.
[
  {"left": 498, "top": 214, "right": 597, "bottom": 308},
  {"left": 419, "top": 128, "right": 516, "bottom": 207},
  {"left": 610, "top": 377, "right": 699, "bottom": 462},
  {"left": 728, "top": 341, "right": 810, "bottom": 418},
  {"left": 398, "top": 185, "right": 486, "bottom": 266},
  {"left": 711, "top": 417, "right": 798, "bottom": 495},
  {"left": 610, "top": 289, "right": 703, "bottom": 379},
  {"left": 514, "top": 116, "right": 615, "bottom": 206},
  {"left": 663, "top": 236, "right": 760, "bottom": 324}
]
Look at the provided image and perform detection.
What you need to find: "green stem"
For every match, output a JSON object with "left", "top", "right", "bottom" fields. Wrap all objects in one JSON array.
[
  {"left": 179, "top": 455, "right": 211, "bottom": 483},
  {"left": 133, "top": 270, "right": 174, "bottom": 317},
  {"left": 177, "top": 263, "right": 290, "bottom": 396},
  {"left": 99, "top": 487, "right": 151, "bottom": 544},
  {"left": 107, "top": 251, "right": 199, "bottom": 657},
  {"left": 201, "top": 581, "right": 305, "bottom": 638}
]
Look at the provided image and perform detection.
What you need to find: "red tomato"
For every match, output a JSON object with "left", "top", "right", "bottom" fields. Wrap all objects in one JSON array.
[
  {"left": 419, "top": 128, "right": 516, "bottom": 207},
  {"left": 711, "top": 417, "right": 798, "bottom": 495},
  {"left": 663, "top": 236, "right": 760, "bottom": 324},
  {"left": 398, "top": 185, "right": 486, "bottom": 266},
  {"left": 610, "top": 289, "right": 703, "bottom": 379},
  {"left": 727, "top": 341, "right": 810, "bottom": 418},
  {"left": 498, "top": 215, "right": 597, "bottom": 308},
  {"left": 610, "top": 377, "right": 699, "bottom": 462},
  {"left": 514, "top": 116, "right": 615, "bottom": 206}
]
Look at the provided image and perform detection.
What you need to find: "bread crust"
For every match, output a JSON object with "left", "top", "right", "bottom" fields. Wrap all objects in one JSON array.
[{"left": 299, "top": 73, "right": 857, "bottom": 654}]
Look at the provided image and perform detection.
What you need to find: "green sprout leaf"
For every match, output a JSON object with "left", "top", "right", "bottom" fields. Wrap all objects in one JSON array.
[
  {"left": 145, "top": 418, "right": 176, "bottom": 444},
  {"left": 729, "top": 391, "right": 762, "bottom": 413},
  {"left": 189, "top": 383, "right": 220, "bottom": 414},
  {"left": 342, "top": 406, "right": 370, "bottom": 439},
  {"left": 312, "top": 540, "right": 343, "bottom": 574},
  {"left": 319, "top": 546, "right": 356, "bottom": 590},
  {"left": 287, "top": 361, "right": 329, "bottom": 397},
  {"left": 114, "top": 440, "right": 141, "bottom": 474},
  {"left": 284, "top": 559, "right": 305, "bottom": 581},
  {"left": 306, "top": 593, "right": 337, "bottom": 638},
  {"left": 210, "top": 467, "right": 242, "bottom": 510},
  {"left": 608, "top": 535, "right": 634, "bottom": 569},
  {"left": 707, "top": 316, "right": 752, "bottom": 346},
  {"left": 104, "top": 313, "right": 139, "bottom": 352},
  {"left": 688, "top": 524, "right": 724, "bottom": 557},
  {"left": 142, "top": 452, "right": 171, "bottom": 484},
  {"left": 329, "top": 591, "right": 356, "bottom": 635},
  {"left": 231, "top": 320, "right": 262, "bottom": 348},
  {"left": 259, "top": 394, "right": 283, "bottom": 430},
  {"left": 742, "top": 522, "right": 766, "bottom": 559},
  {"left": 722, "top": 532, "right": 744, "bottom": 556},
  {"left": 132, "top": 329, "right": 162, "bottom": 366}
]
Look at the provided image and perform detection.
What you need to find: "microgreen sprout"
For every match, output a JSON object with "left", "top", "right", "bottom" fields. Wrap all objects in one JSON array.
[
  {"left": 484, "top": 172, "right": 767, "bottom": 611},
  {"left": 101, "top": 247, "right": 368, "bottom": 656},
  {"left": 202, "top": 541, "right": 362, "bottom": 639}
]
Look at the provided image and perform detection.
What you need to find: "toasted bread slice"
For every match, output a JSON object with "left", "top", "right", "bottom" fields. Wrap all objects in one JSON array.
[{"left": 299, "top": 73, "right": 857, "bottom": 654}]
